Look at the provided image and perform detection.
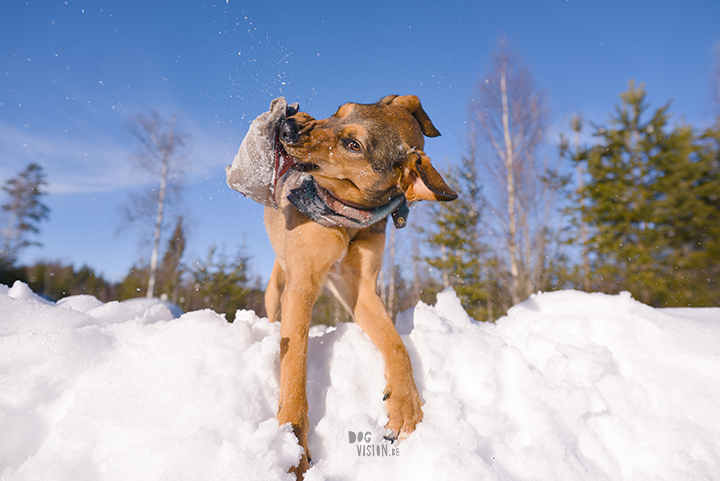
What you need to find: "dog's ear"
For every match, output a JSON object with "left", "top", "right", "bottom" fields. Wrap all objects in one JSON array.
[
  {"left": 399, "top": 152, "right": 458, "bottom": 202},
  {"left": 379, "top": 95, "right": 441, "bottom": 138}
]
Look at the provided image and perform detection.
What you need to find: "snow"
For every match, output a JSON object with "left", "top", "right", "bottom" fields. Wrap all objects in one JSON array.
[{"left": 1, "top": 281, "right": 720, "bottom": 480}]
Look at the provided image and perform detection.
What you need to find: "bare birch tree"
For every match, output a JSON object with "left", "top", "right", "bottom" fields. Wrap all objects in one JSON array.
[
  {"left": 122, "top": 111, "right": 188, "bottom": 298},
  {"left": 469, "top": 38, "right": 551, "bottom": 306}
]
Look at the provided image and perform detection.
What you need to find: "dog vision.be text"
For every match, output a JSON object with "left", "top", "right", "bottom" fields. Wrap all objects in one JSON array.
[{"left": 349, "top": 431, "right": 400, "bottom": 457}]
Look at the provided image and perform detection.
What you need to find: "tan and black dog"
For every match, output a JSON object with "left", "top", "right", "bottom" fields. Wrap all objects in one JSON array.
[{"left": 263, "top": 95, "right": 457, "bottom": 477}]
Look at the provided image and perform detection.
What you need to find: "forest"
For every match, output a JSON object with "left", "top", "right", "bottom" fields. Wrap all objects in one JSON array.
[{"left": 2, "top": 42, "right": 720, "bottom": 323}]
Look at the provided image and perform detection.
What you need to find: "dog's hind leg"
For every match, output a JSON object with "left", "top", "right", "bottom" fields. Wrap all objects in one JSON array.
[{"left": 265, "top": 259, "right": 285, "bottom": 323}]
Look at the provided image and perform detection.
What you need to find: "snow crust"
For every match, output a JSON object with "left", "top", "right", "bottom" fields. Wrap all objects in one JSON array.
[{"left": 1, "top": 281, "right": 719, "bottom": 480}]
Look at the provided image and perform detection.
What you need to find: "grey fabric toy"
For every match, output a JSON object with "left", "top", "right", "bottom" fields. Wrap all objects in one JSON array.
[{"left": 226, "top": 97, "right": 299, "bottom": 207}]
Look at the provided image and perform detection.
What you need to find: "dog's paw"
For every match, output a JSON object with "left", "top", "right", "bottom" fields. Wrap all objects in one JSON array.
[
  {"left": 289, "top": 451, "right": 311, "bottom": 480},
  {"left": 382, "top": 384, "right": 423, "bottom": 442},
  {"left": 278, "top": 411, "right": 312, "bottom": 479},
  {"left": 383, "top": 428, "right": 398, "bottom": 444}
]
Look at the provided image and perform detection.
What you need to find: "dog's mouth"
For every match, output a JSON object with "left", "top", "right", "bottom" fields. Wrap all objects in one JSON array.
[
  {"left": 277, "top": 106, "right": 322, "bottom": 175},
  {"left": 295, "top": 161, "right": 319, "bottom": 172},
  {"left": 275, "top": 135, "right": 319, "bottom": 174},
  {"left": 273, "top": 133, "right": 298, "bottom": 180},
  {"left": 271, "top": 131, "right": 320, "bottom": 206}
]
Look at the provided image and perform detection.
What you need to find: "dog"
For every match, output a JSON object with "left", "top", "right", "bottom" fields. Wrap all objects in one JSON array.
[{"left": 263, "top": 95, "right": 457, "bottom": 477}]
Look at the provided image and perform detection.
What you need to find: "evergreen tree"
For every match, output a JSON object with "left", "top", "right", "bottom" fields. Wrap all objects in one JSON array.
[
  {"left": 186, "top": 244, "right": 254, "bottom": 321},
  {"left": 422, "top": 145, "right": 491, "bottom": 321},
  {"left": 1, "top": 163, "right": 50, "bottom": 267},
  {"left": 579, "top": 81, "right": 720, "bottom": 306},
  {"left": 116, "top": 265, "right": 149, "bottom": 300},
  {"left": 157, "top": 217, "right": 186, "bottom": 302},
  {"left": 24, "top": 261, "right": 112, "bottom": 301},
  {"left": 560, "top": 114, "right": 592, "bottom": 291}
]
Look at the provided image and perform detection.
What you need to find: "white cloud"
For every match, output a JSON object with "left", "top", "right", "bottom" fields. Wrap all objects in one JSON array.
[
  {"left": 0, "top": 120, "right": 238, "bottom": 195},
  {"left": 0, "top": 122, "right": 137, "bottom": 194}
]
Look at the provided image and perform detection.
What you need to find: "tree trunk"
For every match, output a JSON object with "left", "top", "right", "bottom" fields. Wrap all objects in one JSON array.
[
  {"left": 486, "top": 278, "right": 494, "bottom": 323},
  {"left": 501, "top": 67, "right": 521, "bottom": 305},
  {"left": 147, "top": 157, "right": 168, "bottom": 298},
  {"left": 412, "top": 240, "right": 421, "bottom": 306},
  {"left": 440, "top": 244, "right": 450, "bottom": 288},
  {"left": 577, "top": 163, "right": 590, "bottom": 292}
]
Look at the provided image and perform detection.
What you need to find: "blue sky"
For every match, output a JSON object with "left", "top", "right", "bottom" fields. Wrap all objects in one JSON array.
[{"left": 2, "top": 0, "right": 719, "bottom": 283}]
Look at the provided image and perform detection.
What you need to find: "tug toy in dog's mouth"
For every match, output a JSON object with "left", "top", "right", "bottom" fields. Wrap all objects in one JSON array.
[{"left": 226, "top": 97, "right": 300, "bottom": 208}]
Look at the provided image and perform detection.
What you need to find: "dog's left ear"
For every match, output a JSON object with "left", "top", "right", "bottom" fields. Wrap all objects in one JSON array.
[
  {"left": 380, "top": 95, "right": 441, "bottom": 138},
  {"left": 399, "top": 152, "right": 458, "bottom": 203}
]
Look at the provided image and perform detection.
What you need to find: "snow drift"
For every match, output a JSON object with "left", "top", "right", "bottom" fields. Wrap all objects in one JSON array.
[{"left": 1, "top": 281, "right": 719, "bottom": 480}]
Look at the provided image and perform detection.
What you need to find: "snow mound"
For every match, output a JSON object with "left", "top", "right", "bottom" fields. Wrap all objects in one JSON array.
[{"left": 1, "top": 282, "right": 719, "bottom": 480}]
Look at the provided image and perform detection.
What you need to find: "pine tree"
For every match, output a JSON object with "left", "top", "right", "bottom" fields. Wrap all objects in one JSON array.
[
  {"left": 157, "top": 217, "right": 187, "bottom": 303},
  {"left": 1, "top": 163, "right": 50, "bottom": 267},
  {"left": 187, "top": 244, "right": 253, "bottom": 321},
  {"left": 422, "top": 144, "right": 490, "bottom": 321},
  {"left": 116, "top": 265, "right": 149, "bottom": 300},
  {"left": 560, "top": 114, "right": 591, "bottom": 291},
  {"left": 580, "top": 81, "right": 720, "bottom": 306},
  {"left": 25, "top": 261, "right": 112, "bottom": 301}
]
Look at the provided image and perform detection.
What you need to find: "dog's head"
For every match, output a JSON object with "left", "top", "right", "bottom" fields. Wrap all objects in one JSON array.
[{"left": 278, "top": 95, "right": 457, "bottom": 207}]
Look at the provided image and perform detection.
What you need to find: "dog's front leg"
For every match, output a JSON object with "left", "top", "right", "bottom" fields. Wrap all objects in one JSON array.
[
  {"left": 277, "top": 223, "right": 349, "bottom": 478},
  {"left": 277, "top": 280, "right": 315, "bottom": 477},
  {"left": 338, "top": 227, "right": 424, "bottom": 442},
  {"left": 354, "top": 282, "right": 423, "bottom": 443}
]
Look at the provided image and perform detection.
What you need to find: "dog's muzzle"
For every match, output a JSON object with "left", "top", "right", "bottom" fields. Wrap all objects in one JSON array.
[
  {"left": 278, "top": 116, "right": 318, "bottom": 172},
  {"left": 279, "top": 117, "right": 299, "bottom": 145}
]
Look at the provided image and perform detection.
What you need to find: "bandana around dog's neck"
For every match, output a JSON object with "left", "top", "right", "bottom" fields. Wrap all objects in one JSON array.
[{"left": 284, "top": 170, "right": 410, "bottom": 229}]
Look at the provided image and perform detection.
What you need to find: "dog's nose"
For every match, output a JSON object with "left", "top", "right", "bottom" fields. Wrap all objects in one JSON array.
[{"left": 279, "top": 118, "right": 299, "bottom": 145}]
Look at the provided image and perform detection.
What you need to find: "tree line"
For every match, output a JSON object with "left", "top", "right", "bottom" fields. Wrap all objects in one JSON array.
[
  {"left": 0, "top": 209, "right": 265, "bottom": 321},
  {"left": 0, "top": 112, "right": 266, "bottom": 322},
  {"left": 418, "top": 40, "right": 720, "bottom": 321},
  {"left": 2, "top": 39, "right": 719, "bottom": 323}
]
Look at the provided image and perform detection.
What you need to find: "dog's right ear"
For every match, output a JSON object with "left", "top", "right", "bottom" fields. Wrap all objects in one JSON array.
[
  {"left": 379, "top": 95, "right": 441, "bottom": 138},
  {"left": 399, "top": 152, "right": 458, "bottom": 203}
]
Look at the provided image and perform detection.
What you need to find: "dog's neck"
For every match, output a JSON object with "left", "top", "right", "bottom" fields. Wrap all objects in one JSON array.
[{"left": 283, "top": 170, "right": 409, "bottom": 229}]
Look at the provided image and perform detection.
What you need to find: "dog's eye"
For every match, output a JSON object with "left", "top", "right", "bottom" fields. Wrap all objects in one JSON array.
[{"left": 344, "top": 139, "right": 361, "bottom": 152}]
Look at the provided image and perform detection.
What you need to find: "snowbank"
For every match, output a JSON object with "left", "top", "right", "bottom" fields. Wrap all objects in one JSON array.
[{"left": 1, "top": 281, "right": 719, "bottom": 480}]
